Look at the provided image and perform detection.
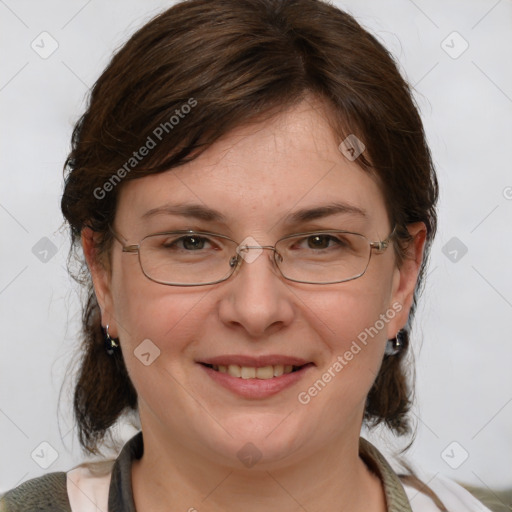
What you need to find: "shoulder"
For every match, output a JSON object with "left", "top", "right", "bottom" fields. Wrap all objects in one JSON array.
[
  {"left": 0, "top": 472, "right": 70, "bottom": 512},
  {"left": 359, "top": 437, "right": 492, "bottom": 512},
  {"left": 1, "top": 432, "right": 141, "bottom": 512},
  {"left": 402, "top": 474, "right": 493, "bottom": 512}
]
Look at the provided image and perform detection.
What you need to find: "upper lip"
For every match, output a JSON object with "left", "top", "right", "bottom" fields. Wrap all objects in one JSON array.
[{"left": 198, "top": 355, "right": 313, "bottom": 367}]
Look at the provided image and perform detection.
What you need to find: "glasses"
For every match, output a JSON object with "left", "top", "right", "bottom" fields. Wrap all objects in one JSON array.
[{"left": 109, "top": 226, "right": 395, "bottom": 286}]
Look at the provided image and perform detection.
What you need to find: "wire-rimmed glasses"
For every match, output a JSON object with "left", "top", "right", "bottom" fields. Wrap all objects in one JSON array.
[{"left": 109, "top": 226, "right": 395, "bottom": 286}]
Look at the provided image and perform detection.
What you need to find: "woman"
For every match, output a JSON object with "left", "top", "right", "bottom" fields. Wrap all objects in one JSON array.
[{"left": 1, "top": 0, "right": 492, "bottom": 510}]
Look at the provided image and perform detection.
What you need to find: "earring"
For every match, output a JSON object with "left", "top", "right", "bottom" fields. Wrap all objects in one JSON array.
[
  {"left": 104, "top": 324, "right": 119, "bottom": 356},
  {"left": 385, "top": 330, "right": 404, "bottom": 356}
]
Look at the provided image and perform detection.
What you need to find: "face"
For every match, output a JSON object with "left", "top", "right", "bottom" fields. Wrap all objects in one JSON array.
[{"left": 85, "top": 99, "right": 424, "bottom": 469}]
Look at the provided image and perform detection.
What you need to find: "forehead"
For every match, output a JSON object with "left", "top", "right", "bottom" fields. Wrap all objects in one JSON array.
[{"left": 116, "top": 100, "right": 388, "bottom": 234}]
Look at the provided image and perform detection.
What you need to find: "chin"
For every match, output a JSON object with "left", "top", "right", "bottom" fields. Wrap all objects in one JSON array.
[{"left": 197, "top": 412, "right": 310, "bottom": 469}]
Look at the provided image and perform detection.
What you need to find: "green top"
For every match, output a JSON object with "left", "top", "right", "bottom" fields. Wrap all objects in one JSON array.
[{"left": 1, "top": 433, "right": 414, "bottom": 511}]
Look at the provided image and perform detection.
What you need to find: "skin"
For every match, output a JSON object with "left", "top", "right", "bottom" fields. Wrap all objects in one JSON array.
[{"left": 82, "top": 98, "right": 426, "bottom": 512}]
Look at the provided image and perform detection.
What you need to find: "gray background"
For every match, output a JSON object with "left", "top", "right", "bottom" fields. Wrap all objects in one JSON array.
[{"left": 1, "top": 0, "right": 511, "bottom": 495}]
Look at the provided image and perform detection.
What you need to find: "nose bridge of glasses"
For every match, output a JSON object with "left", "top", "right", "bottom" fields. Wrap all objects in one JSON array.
[
  {"left": 234, "top": 241, "right": 282, "bottom": 269},
  {"left": 236, "top": 244, "right": 276, "bottom": 252}
]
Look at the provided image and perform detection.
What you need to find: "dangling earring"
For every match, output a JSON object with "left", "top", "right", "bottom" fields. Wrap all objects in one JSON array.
[
  {"left": 385, "top": 330, "right": 404, "bottom": 356},
  {"left": 104, "top": 324, "right": 119, "bottom": 356}
]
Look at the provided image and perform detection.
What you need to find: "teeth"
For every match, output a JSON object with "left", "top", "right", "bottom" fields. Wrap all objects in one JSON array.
[
  {"left": 227, "top": 364, "right": 241, "bottom": 377},
  {"left": 273, "top": 365, "right": 284, "bottom": 377},
  {"left": 241, "top": 367, "right": 256, "bottom": 379},
  {"left": 212, "top": 364, "right": 299, "bottom": 379},
  {"left": 256, "top": 366, "right": 274, "bottom": 379}
]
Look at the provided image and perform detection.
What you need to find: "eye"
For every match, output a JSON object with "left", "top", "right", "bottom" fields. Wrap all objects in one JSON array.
[
  {"left": 295, "top": 234, "right": 349, "bottom": 250},
  {"left": 305, "top": 234, "right": 337, "bottom": 249},
  {"left": 162, "top": 234, "right": 214, "bottom": 251}
]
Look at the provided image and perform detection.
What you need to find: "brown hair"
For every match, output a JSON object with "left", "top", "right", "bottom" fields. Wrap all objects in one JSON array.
[{"left": 61, "top": 0, "right": 438, "bottom": 458}]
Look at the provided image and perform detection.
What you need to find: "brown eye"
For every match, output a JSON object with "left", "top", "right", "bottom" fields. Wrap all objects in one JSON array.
[
  {"left": 307, "top": 235, "right": 332, "bottom": 249},
  {"left": 180, "top": 236, "right": 207, "bottom": 250},
  {"left": 160, "top": 235, "right": 211, "bottom": 251}
]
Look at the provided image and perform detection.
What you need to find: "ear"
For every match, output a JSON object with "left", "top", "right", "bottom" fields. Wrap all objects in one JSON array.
[
  {"left": 81, "top": 227, "right": 118, "bottom": 338},
  {"left": 387, "top": 222, "right": 427, "bottom": 337}
]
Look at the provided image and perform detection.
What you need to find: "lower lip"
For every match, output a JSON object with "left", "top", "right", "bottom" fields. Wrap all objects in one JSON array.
[{"left": 199, "top": 363, "right": 314, "bottom": 399}]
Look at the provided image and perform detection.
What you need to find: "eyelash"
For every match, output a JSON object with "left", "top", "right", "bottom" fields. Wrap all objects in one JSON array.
[{"left": 159, "top": 233, "right": 351, "bottom": 251}]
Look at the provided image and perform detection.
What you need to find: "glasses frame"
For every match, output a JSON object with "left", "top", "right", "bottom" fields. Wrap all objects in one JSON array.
[{"left": 109, "top": 225, "right": 396, "bottom": 286}]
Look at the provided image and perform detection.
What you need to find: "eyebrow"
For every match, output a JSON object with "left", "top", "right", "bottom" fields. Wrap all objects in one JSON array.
[
  {"left": 141, "top": 201, "right": 368, "bottom": 225},
  {"left": 282, "top": 202, "right": 368, "bottom": 226},
  {"left": 141, "top": 203, "right": 227, "bottom": 223}
]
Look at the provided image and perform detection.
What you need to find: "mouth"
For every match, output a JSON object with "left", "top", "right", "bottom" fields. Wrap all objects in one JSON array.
[
  {"left": 199, "top": 363, "right": 310, "bottom": 379},
  {"left": 197, "top": 359, "right": 315, "bottom": 399}
]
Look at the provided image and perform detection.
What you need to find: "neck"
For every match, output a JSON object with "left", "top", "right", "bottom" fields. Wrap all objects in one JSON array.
[{"left": 131, "top": 423, "right": 386, "bottom": 512}]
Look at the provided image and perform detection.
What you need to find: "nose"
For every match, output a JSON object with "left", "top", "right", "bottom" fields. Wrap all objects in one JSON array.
[{"left": 218, "top": 246, "right": 294, "bottom": 338}]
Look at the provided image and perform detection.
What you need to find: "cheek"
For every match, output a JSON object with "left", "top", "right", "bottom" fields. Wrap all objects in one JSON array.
[
  {"left": 110, "top": 255, "right": 209, "bottom": 356},
  {"left": 293, "top": 283, "right": 393, "bottom": 411},
  {"left": 112, "top": 281, "right": 214, "bottom": 418},
  {"left": 298, "top": 276, "right": 393, "bottom": 352}
]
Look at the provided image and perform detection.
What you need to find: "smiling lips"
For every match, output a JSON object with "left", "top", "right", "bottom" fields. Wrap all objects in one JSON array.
[
  {"left": 203, "top": 363, "right": 299, "bottom": 379},
  {"left": 199, "top": 354, "right": 312, "bottom": 379},
  {"left": 198, "top": 355, "right": 315, "bottom": 398}
]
